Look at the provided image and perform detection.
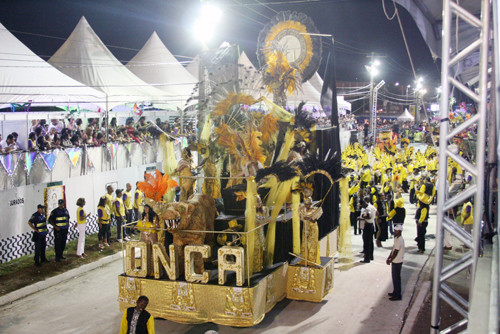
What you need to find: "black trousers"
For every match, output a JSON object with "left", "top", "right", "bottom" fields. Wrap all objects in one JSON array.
[
  {"left": 34, "top": 234, "right": 47, "bottom": 264},
  {"left": 350, "top": 211, "right": 361, "bottom": 234},
  {"left": 126, "top": 209, "right": 134, "bottom": 235},
  {"left": 402, "top": 181, "right": 409, "bottom": 192},
  {"left": 391, "top": 262, "right": 403, "bottom": 297},
  {"left": 409, "top": 189, "right": 416, "bottom": 204},
  {"left": 54, "top": 228, "right": 68, "bottom": 259},
  {"left": 417, "top": 220, "right": 428, "bottom": 251},
  {"left": 378, "top": 217, "right": 388, "bottom": 241},
  {"left": 116, "top": 217, "right": 125, "bottom": 240},
  {"left": 363, "top": 223, "right": 374, "bottom": 262},
  {"left": 98, "top": 223, "right": 110, "bottom": 242}
]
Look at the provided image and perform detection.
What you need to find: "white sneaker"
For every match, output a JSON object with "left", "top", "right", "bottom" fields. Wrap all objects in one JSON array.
[
  {"left": 124, "top": 236, "right": 130, "bottom": 241},
  {"left": 117, "top": 239, "right": 123, "bottom": 243}
]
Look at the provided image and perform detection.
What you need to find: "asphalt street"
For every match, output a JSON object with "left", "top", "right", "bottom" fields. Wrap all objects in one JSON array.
[{"left": 0, "top": 190, "right": 437, "bottom": 334}]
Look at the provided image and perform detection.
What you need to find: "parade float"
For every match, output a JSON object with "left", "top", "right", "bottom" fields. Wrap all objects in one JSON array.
[{"left": 117, "top": 11, "right": 346, "bottom": 326}]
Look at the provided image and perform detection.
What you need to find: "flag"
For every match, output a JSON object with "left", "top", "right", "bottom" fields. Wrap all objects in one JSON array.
[{"left": 133, "top": 103, "right": 143, "bottom": 116}]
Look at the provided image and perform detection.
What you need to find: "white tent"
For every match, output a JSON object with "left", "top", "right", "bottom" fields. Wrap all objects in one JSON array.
[
  {"left": 287, "top": 80, "right": 322, "bottom": 109},
  {"left": 238, "top": 51, "right": 269, "bottom": 98},
  {"left": 0, "top": 22, "right": 105, "bottom": 108},
  {"left": 337, "top": 95, "right": 351, "bottom": 115},
  {"left": 397, "top": 109, "right": 415, "bottom": 121},
  {"left": 308, "top": 72, "right": 324, "bottom": 95},
  {"left": 127, "top": 32, "right": 197, "bottom": 109},
  {"left": 185, "top": 55, "right": 199, "bottom": 79},
  {"left": 48, "top": 17, "right": 172, "bottom": 110}
]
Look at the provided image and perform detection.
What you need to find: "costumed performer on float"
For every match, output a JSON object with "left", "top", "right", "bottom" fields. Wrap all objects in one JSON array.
[
  {"left": 299, "top": 183, "right": 322, "bottom": 266},
  {"left": 137, "top": 204, "right": 160, "bottom": 276}
]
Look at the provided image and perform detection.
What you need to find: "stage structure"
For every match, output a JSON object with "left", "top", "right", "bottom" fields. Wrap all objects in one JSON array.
[
  {"left": 118, "top": 11, "right": 344, "bottom": 327},
  {"left": 432, "top": 1, "right": 495, "bottom": 333}
]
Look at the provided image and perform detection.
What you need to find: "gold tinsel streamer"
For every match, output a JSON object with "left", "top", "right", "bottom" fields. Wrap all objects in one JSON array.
[
  {"left": 245, "top": 177, "right": 257, "bottom": 276},
  {"left": 160, "top": 134, "right": 178, "bottom": 203},
  {"left": 264, "top": 178, "right": 293, "bottom": 267},
  {"left": 291, "top": 176, "right": 301, "bottom": 255},
  {"left": 338, "top": 178, "right": 352, "bottom": 260},
  {"left": 262, "top": 129, "right": 296, "bottom": 266}
]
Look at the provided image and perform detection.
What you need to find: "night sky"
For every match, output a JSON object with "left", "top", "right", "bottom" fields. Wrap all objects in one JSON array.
[{"left": 0, "top": 0, "right": 440, "bottom": 88}]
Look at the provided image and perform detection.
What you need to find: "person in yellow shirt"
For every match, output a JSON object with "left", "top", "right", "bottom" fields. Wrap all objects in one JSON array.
[
  {"left": 458, "top": 199, "right": 473, "bottom": 235},
  {"left": 104, "top": 185, "right": 114, "bottom": 242},
  {"left": 75, "top": 198, "right": 89, "bottom": 258},
  {"left": 134, "top": 182, "right": 144, "bottom": 226},
  {"left": 123, "top": 183, "right": 134, "bottom": 236},
  {"left": 119, "top": 296, "right": 155, "bottom": 334},
  {"left": 97, "top": 196, "right": 110, "bottom": 248},
  {"left": 360, "top": 166, "right": 371, "bottom": 189},
  {"left": 114, "top": 189, "right": 129, "bottom": 242},
  {"left": 415, "top": 177, "right": 435, "bottom": 254}
]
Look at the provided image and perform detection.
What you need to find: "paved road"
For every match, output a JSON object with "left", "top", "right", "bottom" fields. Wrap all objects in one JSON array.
[{"left": 0, "top": 194, "right": 436, "bottom": 334}]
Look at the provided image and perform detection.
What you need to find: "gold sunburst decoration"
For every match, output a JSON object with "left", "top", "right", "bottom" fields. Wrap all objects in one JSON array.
[
  {"left": 263, "top": 21, "right": 313, "bottom": 76},
  {"left": 257, "top": 11, "right": 322, "bottom": 83}
]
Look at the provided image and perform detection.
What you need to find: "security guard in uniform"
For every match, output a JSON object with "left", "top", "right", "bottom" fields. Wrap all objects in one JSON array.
[
  {"left": 49, "top": 199, "right": 70, "bottom": 261},
  {"left": 28, "top": 204, "right": 48, "bottom": 266}
]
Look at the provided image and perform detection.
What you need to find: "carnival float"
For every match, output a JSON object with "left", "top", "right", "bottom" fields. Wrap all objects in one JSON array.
[{"left": 117, "top": 11, "right": 347, "bottom": 326}]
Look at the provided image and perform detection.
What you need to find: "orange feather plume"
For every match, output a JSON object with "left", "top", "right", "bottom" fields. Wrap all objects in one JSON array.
[
  {"left": 260, "top": 113, "right": 278, "bottom": 142},
  {"left": 137, "top": 169, "right": 178, "bottom": 202}
]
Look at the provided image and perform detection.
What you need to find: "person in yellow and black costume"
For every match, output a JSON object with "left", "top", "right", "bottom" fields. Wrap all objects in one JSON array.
[
  {"left": 360, "top": 165, "right": 371, "bottom": 189},
  {"left": 119, "top": 295, "right": 155, "bottom": 334},
  {"left": 97, "top": 196, "right": 110, "bottom": 248},
  {"left": 458, "top": 198, "right": 474, "bottom": 244},
  {"left": 415, "top": 176, "right": 436, "bottom": 254},
  {"left": 28, "top": 204, "right": 49, "bottom": 267},
  {"left": 349, "top": 188, "right": 364, "bottom": 235},
  {"left": 388, "top": 194, "right": 406, "bottom": 227},
  {"left": 48, "top": 199, "right": 70, "bottom": 262}
]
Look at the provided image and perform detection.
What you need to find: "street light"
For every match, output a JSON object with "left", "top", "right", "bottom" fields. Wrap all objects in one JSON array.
[
  {"left": 366, "top": 59, "right": 381, "bottom": 144},
  {"left": 193, "top": 2, "right": 222, "bottom": 45}
]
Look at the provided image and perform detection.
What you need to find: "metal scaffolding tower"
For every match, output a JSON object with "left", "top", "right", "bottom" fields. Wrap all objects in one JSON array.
[{"left": 431, "top": 0, "right": 492, "bottom": 333}]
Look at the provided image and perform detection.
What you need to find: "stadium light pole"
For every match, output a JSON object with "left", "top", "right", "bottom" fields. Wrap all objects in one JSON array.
[{"left": 366, "top": 55, "right": 380, "bottom": 144}]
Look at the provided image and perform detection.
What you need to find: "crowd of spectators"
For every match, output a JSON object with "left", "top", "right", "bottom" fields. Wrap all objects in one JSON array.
[{"left": 0, "top": 116, "right": 197, "bottom": 154}]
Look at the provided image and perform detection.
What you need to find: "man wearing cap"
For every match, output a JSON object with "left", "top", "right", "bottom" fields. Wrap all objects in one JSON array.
[
  {"left": 49, "top": 199, "right": 71, "bottom": 262},
  {"left": 386, "top": 224, "right": 405, "bottom": 301},
  {"left": 28, "top": 204, "right": 49, "bottom": 267}
]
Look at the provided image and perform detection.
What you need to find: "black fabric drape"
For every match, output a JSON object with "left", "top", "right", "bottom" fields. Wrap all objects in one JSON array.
[{"left": 318, "top": 43, "right": 341, "bottom": 237}]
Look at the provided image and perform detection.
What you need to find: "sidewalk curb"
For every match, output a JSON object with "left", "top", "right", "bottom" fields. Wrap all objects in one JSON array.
[
  {"left": 401, "top": 281, "right": 431, "bottom": 334},
  {"left": 0, "top": 251, "right": 123, "bottom": 307},
  {"left": 400, "top": 248, "right": 434, "bottom": 334}
]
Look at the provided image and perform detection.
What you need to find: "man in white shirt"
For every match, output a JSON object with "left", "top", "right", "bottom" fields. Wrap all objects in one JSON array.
[
  {"left": 386, "top": 224, "right": 405, "bottom": 301},
  {"left": 0, "top": 134, "right": 16, "bottom": 153},
  {"left": 48, "top": 119, "right": 64, "bottom": 135},
  {"left": 360, "top": 198, "right": 377, "bottom": 263}
]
